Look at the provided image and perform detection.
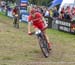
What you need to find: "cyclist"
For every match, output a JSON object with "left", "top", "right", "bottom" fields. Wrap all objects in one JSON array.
[
  {"left": 12, "top": 6, "right": 19, "bottom": 28},
  {"left": 28, "top": 8, "right": 52, "bottom": 50}
]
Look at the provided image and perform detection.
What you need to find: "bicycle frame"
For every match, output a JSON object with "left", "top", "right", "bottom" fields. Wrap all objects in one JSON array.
[{"left": 13, "top": 15, "right": 19, "bottom": 28}]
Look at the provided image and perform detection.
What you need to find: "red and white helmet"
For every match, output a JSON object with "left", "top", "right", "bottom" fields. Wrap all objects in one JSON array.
[{"left": 30, "top": 8, "right": 36, "bottom": 14}]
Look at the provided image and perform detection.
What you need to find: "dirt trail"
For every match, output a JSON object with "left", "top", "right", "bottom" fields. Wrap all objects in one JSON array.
[{"left": 0, "top": 16, "right": 75, "bottom": 65}]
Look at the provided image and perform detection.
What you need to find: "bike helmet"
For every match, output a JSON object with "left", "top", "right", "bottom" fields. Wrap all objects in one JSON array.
[{"left": 30, "top": 8, "right": 36, "bottom": 14}]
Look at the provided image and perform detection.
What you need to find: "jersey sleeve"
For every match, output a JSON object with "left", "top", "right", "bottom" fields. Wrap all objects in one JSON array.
[{"left": 37, "top": 13, "right": 42, "bottom": 18}]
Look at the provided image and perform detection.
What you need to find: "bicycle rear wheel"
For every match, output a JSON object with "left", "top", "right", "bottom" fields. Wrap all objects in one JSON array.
[{"left": 13, "top": 17, "right": 19, "bottom": 29}]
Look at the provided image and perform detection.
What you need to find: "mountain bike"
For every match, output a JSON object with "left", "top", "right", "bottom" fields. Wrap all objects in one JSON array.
[{"left": 30, "top": 29, "right": 50, "bottom": 58}]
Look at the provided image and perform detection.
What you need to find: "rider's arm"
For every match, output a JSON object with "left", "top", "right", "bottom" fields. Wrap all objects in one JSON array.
[
  {"left": 42, "top": 17, "right": 48, "bottom": 27},
  {"left": 28, "top": 22, "right": 31, "bottom": 33}
]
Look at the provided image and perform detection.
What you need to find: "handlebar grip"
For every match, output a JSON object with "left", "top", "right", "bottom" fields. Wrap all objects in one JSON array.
[
  {"left": 42, "top": 27, "right": 47, "bottom": 31},
  {"left": 28, "top": 32, "right": 35, "bottom": 35}
]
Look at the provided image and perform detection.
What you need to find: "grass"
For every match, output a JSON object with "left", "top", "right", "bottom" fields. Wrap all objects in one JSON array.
[{"left": 0, "top": 13, "right": 75, "bottom": 65}]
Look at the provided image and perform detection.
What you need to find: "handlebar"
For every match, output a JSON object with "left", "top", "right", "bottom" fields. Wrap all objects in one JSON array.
[{"left": 28, "top": 27, "right": 47, "bottom": 35}]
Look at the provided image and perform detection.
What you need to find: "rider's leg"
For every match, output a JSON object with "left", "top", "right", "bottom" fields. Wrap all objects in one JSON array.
[
  {"left": 13, "top": 17, "right": 16, "bottom": 27},
  {"left": 33, "top": 24, "right": 52, "bottom": 49},
  {"left": 43, "top": 30, "right": 52, "bottom": 50},
  {"left": 34, "top": 27, "right": 52, "bottom": 49}
]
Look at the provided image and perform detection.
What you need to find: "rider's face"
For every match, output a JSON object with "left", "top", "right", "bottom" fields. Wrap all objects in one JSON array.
[{"left": 31, "top": 13, "right": 35, "bottom": 18}]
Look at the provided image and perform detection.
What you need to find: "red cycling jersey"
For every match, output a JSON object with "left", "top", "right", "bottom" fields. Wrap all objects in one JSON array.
[{"left": 28, "top": 12, "right": 45, "bottom": 30}]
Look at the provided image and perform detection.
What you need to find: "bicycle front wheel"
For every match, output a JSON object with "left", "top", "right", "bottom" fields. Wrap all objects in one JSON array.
[{"left": 38, "top": 37, "right": 49, "bottom": 58}]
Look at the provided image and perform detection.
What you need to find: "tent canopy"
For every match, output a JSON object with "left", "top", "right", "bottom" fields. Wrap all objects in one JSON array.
[
  {"left": 59, "top": 0, "right": 75, "bottom": 12},
  {"left": 20, "top": 0, "right": 29, "bottom": 3},
  {"left": 49, "top": 0, "right": 62, "bottom": 9},
  {"left": 49, "top": 0, "right": 75, "bottom": 11}
]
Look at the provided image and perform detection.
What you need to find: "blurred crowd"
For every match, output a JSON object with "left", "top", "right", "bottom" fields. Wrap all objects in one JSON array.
[
  {"left": 59, "top": 6, "right": 75, "bottom": 21},
  {"left": 0, "top": 0, "right": 75, "bottom": 21},
  {"left": 30, "top": 6, "right": 75, "bottom": 21},
  {"left": 0, "top": 0, "right": 15, "bottom": 12},
  {"left": 0, "top": 0, "right": 6, "bottom": 12}
]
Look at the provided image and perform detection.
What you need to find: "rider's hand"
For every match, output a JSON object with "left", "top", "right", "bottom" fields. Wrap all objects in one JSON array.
[
  {"left": 15, "top": 14, "right": 18, "bottom": 17},
  {"left": 45, "top": 23, "right": 48, "bottom": 28},
  {"left": 28, "top": 32, "right": 32, "bottom": 35},
  {"left": 42, "top": 24, "right": 48, "bottom": 31}
]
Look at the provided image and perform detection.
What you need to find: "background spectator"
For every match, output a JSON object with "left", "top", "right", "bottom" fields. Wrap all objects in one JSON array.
[
  {"left": 0, "top": 0, "right": 6, "bottom": 12},
  {"left": 44, "top": 9, "right": 50, "bottom": 17},
  {"left": 53, "top": 7, "right": 59, "bottom": 18}
]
